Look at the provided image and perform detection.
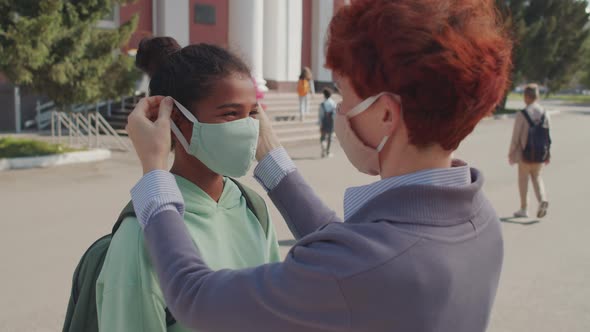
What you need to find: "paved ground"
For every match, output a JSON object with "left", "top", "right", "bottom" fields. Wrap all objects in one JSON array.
[{"left": 1, "top": 104, "right": 589, "bottom": 331}]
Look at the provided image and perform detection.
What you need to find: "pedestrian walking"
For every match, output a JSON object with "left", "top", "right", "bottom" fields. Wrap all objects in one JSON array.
[
  {"left": 509, "top": 83, "right": 552, "bottom": 218},
  {"left": 297, "top": 67, "right": 315, "bottom": 121},
  {"left": 319, "top": 88, "right": 337, "bottom": 158}
]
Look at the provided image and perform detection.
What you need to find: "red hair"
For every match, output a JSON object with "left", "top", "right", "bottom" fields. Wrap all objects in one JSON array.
[{"left": 326, "top": 0, "right": 513, "bottom": 150}]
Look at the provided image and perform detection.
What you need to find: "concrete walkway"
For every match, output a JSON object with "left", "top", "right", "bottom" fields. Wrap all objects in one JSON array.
[{"left": 1, "top": 111, "right": 589, "bottom": 331}]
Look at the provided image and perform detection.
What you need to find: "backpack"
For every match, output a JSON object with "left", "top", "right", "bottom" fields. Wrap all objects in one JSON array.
[
  {"left": 297, "top": 79, "right": 309, "bottom": 97},
  {"left": 62, "top": 179, "right": 269, "bottom": 332},
  {"left": 320, "top": 102, "right": 335, "bottom": 132},
  {"left": 521, "top": 110, "right": 551, "bottom": 163}
]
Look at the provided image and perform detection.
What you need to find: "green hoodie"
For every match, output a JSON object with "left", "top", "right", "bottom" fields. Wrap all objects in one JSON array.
[{"left": 96, "top": 176, "right": 281, "bottom": 331}]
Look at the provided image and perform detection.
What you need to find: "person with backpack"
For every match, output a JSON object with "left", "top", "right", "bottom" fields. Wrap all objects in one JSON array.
[
  {"left": 297, "top": 67, "right": 315, "bottom": 121},
  {"left": 509, "top": 84, "right": 551, "bottom": 219},
  {"left": 318, "top": 88, "right": 337, "bottom": 158},
  {"left": 62, "top": 37, "right": 281, "bottom": 332},
  {"left": 121, "top": 1, "right": 513, "bottom": 331}
]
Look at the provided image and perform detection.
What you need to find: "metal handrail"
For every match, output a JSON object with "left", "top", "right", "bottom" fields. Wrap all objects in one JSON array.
[
  {"left": 31, "top": 92, "right": 144, "bottom": 130},
  {"left": 88, "top": 112, "right": 131, "bottom": 151},
  {"left": 51, "top": 111, "right": 130, "bottom": 151}
]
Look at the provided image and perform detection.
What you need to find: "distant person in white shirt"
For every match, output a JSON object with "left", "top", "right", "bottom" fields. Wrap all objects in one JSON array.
[
  {"left": 509, "top": 84, "right": 552, "bottom": 218},
  {"left": 319, "top": 88, "right": 337, "bottom": 158}
]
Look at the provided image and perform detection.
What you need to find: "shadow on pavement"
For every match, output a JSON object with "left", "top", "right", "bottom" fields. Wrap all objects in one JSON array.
[
  {"left": 292, "top": 156, "right": 323, "bottom": 161},
  {"left": 279, "top": 239, "right": 297, "bottom": 247},
  {"left": 500, "top": 217, "right": 540, "bottom": 226}
]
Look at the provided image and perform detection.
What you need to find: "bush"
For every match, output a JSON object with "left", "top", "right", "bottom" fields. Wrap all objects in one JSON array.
[{"left": 0, "top": 137, "right": 79, "bottom": 159}]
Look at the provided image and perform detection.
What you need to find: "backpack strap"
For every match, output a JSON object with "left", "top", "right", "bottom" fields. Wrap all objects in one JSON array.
[
  {"left": 112, "top": 201, "right": 136, "bottom": 235},
  {"left": 111, "top": 201, "right": 177, "bottom": 327},
  {"left": 165, "top": 308, "right": 177, "bottom": 327},
  {"left": 229, "top": 178, "right": 270, "bottom": 235},
  {"left": 521, "top": 109, "right": 536, "bottom": 127}
]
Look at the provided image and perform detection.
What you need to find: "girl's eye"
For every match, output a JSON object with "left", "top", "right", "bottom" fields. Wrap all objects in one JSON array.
[
  {"left": 222, "top": 111, "right": 239, "bottom": 117},
  {"left": 249, "top": 109, "right": 260, "bottom": 116}
]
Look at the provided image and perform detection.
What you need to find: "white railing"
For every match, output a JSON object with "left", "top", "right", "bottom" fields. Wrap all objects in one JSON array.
[
  {"left": 51, "top": 111, "right": 131, "bottom": 151},
  {"left": 27, "top": 91, "right": 145, "bottom": 131}
]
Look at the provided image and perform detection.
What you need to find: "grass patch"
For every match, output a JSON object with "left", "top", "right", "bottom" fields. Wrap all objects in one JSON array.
[
  {"left": 550, "top": 94, "right": 590, "bottom": 104},
  {"left": 508, "top": 93, "right": 522, "bottom": 101},
  {"left": 508, "top": 92, "right": 590, "bottom": 104},
  {"left": 494, "top": 108, "right": 520, "bottom": 115},
  {"left": 0, "top": 137, "right": 80, "bottom": 159}
]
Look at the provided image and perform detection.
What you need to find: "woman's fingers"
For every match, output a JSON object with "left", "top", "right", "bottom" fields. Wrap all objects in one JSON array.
[{"left": 156, "top": 97, "right": 174, "bottom": 124}]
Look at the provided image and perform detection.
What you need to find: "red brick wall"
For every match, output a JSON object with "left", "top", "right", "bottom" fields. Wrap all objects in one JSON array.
[
  {"left": 189, "top": 0, "right": 229, "bottom": 46},
  {"left": 120, "top": 0, "right": 153, "bottom": 51},
  {"left": 301, "top": 0, "right": 312, "bottom": 68}
]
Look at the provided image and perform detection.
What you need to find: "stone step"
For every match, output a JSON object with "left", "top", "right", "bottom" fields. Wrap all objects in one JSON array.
[
  {"left": 271, "top": 119, "right": 318, "bottom": 128},
  {"left": 275, "top": 127, "right": 320, "bottom": 141},
  {"left": 280, "top": 134, "right": 322, "bottom": 147},
  {"left": 264, "top": 105, "right": 323, "bottom": 112},
  {"left": 106, "top": 114, "right": 129, "bottom": 122}
]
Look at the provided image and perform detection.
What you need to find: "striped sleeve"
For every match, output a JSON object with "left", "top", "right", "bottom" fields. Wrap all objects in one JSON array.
[
  {"left": 254, "top": 147, "right": 297, "bottom": 192},
  {"left": 130, "top": 170, "right": 185, "bottom": 229}
]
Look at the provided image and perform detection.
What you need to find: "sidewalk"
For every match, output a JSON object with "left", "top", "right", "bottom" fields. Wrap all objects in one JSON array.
[{"left": 0, "top": 111, "right": 589, "bottom": 331}]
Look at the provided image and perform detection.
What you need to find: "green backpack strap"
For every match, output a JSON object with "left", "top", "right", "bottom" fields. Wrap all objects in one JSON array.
[
  {"left": 112, "top": 201, "right": 136, "bottom": 234},
  {"left": 109, "top": 201, "right": 178, "bottom": 327},
  {"left": 229, "top": 178, "right": 269, "bottom": 235}
]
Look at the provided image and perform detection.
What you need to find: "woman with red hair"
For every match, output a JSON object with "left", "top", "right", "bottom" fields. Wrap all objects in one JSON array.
[{"left": 123, "top": 0, "right": 513, "bottom": 331}]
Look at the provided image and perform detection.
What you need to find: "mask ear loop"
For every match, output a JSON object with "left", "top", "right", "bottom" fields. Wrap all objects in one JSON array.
[
  {"left": 346, "top": 92, "right": 388, "bottom": 118},
  {"left": 170, "top": 99, "right": 198, "bottom": 153},
  {"left": 375, "top": 93, "right": 403, "bottom": 152},
  {"left": 347, "top": 92, "right": 402, "bottom": 152}
]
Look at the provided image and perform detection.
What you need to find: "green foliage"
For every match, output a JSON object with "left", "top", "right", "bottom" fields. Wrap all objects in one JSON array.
[
  {"left": 496, "top": 0, "right": 590, "bottom": 94},
  {"left": 0, "top": 137, "right": 80, "bottom": 158},
  {"left": 579, "top": 36, "right": 590, "bottom": 88},
  {"left": 0, "top": 0, "right": 139, "bottom": 107}
]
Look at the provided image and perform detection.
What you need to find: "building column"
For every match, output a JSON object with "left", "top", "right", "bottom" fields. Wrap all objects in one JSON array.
[
  {"left": 263, "top": 0, "right": 302, "bottom": 91},
  {"left": 154, "top": 0, "right": 190, "bottom": 46},
  {"left": 311, "top": 0, "right": 334, "bottom": 83},
  {"left": 228, "top": 0, "right": 267, "bottom": 91}
]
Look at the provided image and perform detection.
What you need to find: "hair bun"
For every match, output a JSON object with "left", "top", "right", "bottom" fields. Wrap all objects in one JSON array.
[{"left": 135, "top": 37, "right": 181, "bottom": 77}]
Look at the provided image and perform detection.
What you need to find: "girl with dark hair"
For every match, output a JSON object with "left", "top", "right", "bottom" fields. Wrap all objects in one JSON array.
[{"left": 95, "top": 37, "right": 280, "bottom": 332}]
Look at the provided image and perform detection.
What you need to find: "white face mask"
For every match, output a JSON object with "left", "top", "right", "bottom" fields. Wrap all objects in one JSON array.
[{"left": 334, "top": 92, "right": 401, "bottom": 176}]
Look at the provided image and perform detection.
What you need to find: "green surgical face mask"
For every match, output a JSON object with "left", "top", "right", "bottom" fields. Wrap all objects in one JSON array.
[{"left": 170, "top": 99, "right": 259, "bottom": 177}]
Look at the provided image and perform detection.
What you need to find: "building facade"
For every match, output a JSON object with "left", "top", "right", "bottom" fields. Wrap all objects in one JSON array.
[
  {"left": 119, "top": 0, "right": 349, "bottom": 91},
  {"left": 0, "top": 0, "right": 349, "bottom": 132}
]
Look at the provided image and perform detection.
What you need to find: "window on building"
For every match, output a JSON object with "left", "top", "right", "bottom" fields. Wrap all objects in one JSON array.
[
  {"left": 97, "top": 6, "right": 119, "bottom": 29},
  {"left": 194, "top": 4, "right": 216, "bottom": 25}
]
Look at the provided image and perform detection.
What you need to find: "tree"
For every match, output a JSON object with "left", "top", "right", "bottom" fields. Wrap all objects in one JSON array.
[
  {"left": 496, "top": 0, "right": 590, "bottom": 95},
  {"left": 0, "top": 0, "right": 140, "bottom": 108},
  {"left": 579, "top": 34, "right": 590, "bottom": 88}
]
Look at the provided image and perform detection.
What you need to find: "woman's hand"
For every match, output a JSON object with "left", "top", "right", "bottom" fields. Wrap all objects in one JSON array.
[
  {"left": 254, "top": 107, "right": 282, "bottom": 161},
  {"left": 126, "top": 96, "right": 174, "bottom": 174}
]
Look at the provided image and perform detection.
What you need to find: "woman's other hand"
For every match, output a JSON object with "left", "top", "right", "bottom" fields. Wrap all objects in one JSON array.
[{"left": 254, "top": 108, "right": 281, "bottom": 161}]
